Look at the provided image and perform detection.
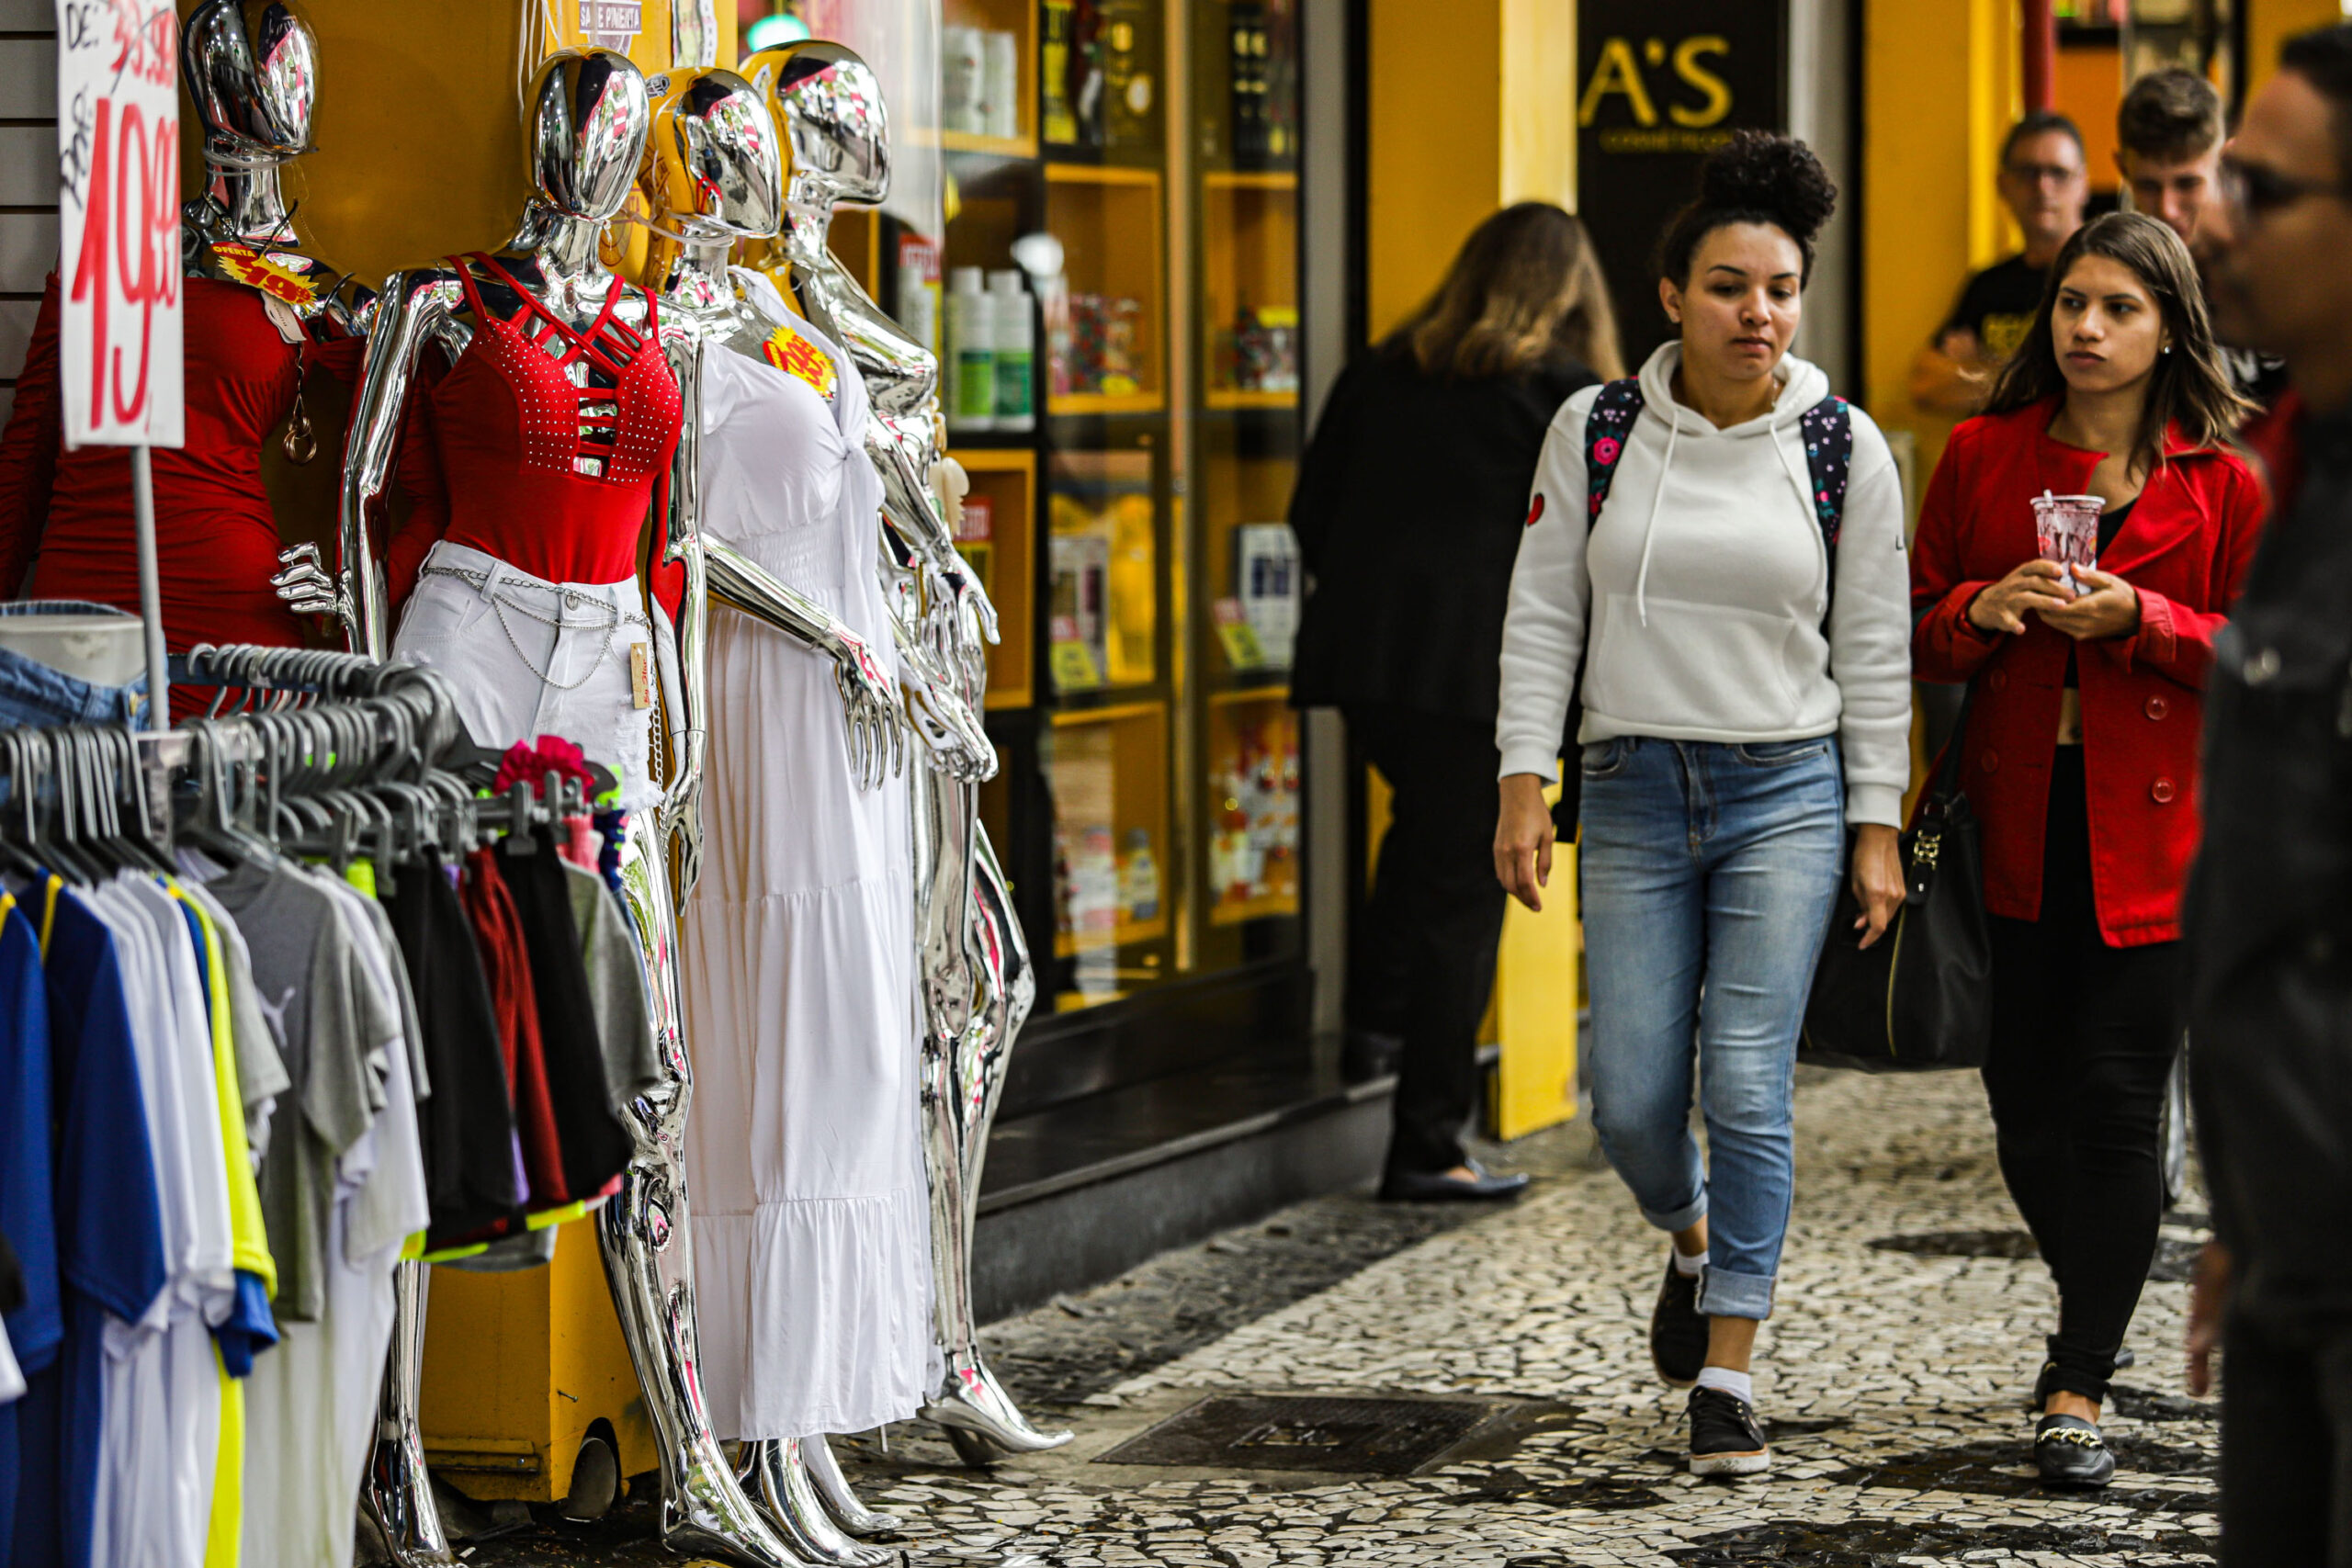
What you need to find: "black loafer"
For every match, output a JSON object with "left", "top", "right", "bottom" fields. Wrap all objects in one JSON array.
[
  {"left": 1377, "top": 1159, "right": 1531, "bottom": 1201},
  {"left": 1650, "top": 1253, "right": 1708, "bottom": 1388},
  {"left": 1688, "top": 1386, "right": 1770, "bottom": 1478},
  {"left": 2034, "top": 1414, "right": 2116, "bottom": 1488}
]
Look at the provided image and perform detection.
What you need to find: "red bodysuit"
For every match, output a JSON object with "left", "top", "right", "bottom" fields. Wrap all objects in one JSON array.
[
  {"left": 384, "top": 254, "right": 684, "bottom": 611},
  {"left": 0, "top": 275, "right": 357, "bottom": 648}
]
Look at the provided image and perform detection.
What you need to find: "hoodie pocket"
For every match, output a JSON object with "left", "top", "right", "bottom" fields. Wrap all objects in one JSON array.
[{"left": 1584, "top": 593, "right": 1804, "bottom": 733}]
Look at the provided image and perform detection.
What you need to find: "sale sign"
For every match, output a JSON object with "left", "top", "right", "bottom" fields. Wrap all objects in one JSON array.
[{"left": 54, "top": 0, "right": 184, "bottom": 449}]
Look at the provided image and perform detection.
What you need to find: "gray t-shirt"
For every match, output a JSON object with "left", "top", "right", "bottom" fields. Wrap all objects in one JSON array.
[
  {"left": 562, "top": 861, "right": 662, "bottom": 1111},
  {"left": 198, "top": 858, "right": 398, "bottom": 1322},
  {"left": 176, "top": 878, "right": 293, "bottom": 1164}
]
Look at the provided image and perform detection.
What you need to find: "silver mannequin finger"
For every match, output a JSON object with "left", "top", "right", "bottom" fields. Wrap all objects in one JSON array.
[
  {"left": 799, "top": 1436, "right": 903, "bottom": 1537},
  {"left": 741, "top": 1440, "right": 895, "bottom": 1567}
]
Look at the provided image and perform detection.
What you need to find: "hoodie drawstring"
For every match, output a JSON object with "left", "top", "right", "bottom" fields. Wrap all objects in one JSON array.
[{"left": 1631, "top": 413, "right": 1679, "bottom": 627}]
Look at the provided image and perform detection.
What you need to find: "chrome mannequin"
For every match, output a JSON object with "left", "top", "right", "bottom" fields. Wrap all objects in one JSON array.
[
  {"left": 305, "top": 51, "right": 811, "bottom": 1568},
  {"left": 751, "top": 39, "right": 1070, "bottom": 1462},
  {"left": 642, "top": 69, "right": 920, "bottom": 1566}
]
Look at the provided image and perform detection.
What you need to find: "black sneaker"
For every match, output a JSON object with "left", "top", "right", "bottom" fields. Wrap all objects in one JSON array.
[
  {"left": 1687, "top": 1386, "right": 1770, "bottom": 1478},
  {"left": 1650, "top": 1254, "right": 1708, "bottom": 1388},
  {"left": 2033, "top": 1414, "right": 2116, "bottom": 1488}
]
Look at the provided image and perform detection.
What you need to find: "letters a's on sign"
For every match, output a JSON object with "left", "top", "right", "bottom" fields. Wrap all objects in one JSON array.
[
  {"left": 1578, "top": 32, "right": 1737, "bottom": 155},
  {"left": 54, "top": 0, "right": 184, "bottom": 449}
]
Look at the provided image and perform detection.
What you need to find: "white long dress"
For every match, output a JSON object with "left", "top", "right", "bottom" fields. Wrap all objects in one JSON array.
[{"left": 680, "top": 281, "right": 936, "bottom": 1441}]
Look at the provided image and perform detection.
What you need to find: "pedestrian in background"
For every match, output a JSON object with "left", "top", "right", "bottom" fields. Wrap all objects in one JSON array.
[
  {"left": 1289, "top": 202, "right": 1621, "bottom": 1202},
  {"left": 1911, "top": 112, "right": 2090, "bottom": 417},
  {"left": 1493, "top": 131, "right": 1910, "bottom": 1478},
  {"left": 1911, "top": 210, "right": 2261, "bottom": 1488},
  {"left": 2181, "top": 25, "right": 2352, "bottom": 1562}
]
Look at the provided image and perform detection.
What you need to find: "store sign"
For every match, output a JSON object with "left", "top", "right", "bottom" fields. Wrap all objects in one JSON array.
[
  {"left": 54, "top": 0, "right": 184, "bottom": 448},
  {"left": 1576, "top": 0, "right": 1785, "bottom": 368},
  {"left": 580, "top": 0, "right": 641, "bottom": 50}
]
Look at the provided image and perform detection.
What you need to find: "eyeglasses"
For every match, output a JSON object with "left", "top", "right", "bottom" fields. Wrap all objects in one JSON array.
[
  {"left": 2218, "top": 154, "right": 2345, "bottom": 217},
  {"left": 2002, "top": 161, "right": 2083, "bottom": 186}
]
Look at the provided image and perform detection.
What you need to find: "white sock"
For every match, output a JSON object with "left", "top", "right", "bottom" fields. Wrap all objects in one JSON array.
[
  {"left": 1695, "top": 1367, "right": 1753, "bottom": 1405},
  {"left": 1671, "top": 1247, "right": 1708, "bottom": 1278}
]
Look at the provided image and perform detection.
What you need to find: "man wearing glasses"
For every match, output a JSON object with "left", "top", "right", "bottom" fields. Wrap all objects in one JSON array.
[
  {"left": 1908, "top": 110, "right": 2089, "bottom": 418},
  {"left": 2183, "top": 24, "right": 2352, "bottom": 1563}
]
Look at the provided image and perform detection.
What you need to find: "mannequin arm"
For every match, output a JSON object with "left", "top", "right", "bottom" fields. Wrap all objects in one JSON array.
[
  {"left": 655, "top": 330, "right": 709, "bottom": 897},
  {"left": 704, "top": 537, "right": 904, "bottom": 787}
]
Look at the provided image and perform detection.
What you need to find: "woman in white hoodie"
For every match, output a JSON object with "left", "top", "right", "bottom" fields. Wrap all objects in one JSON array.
[{"left": 1493, "top": 133, "right": 1911, "bottom": 1477}]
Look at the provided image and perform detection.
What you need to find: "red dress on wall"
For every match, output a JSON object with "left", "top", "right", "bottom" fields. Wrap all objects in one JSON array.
[{"left": 0, "top": 274, "right": 358, "bottom": 649}]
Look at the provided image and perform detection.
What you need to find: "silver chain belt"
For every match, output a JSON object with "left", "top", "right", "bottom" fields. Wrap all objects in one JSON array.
[{"left": 419, "top": 561, "right": 649, "bottom": 694}]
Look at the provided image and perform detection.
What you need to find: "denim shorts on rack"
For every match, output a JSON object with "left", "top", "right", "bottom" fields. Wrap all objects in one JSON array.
[{"left": 0, "top": 601, "right": 148, "bottom": 728}]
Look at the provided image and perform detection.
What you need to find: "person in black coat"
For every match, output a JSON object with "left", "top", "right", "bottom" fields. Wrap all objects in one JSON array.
[{"left": 1290, "top": 201, "right": 1621, "bottom": 1201}]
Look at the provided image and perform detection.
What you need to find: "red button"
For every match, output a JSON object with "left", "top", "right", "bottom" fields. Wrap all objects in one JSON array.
[
  {"left": 1982, "top": 750, "right": 2000, "bottom": 773},
  {"left": 2152, "top": 777, "right": 2177, "bottom": 804},
  {"left": 2145, "top": 694, "right": 2170, "bottom": 721},
  {"left": 1988, "top": 670, "right": 2008, "bottom": 692}
]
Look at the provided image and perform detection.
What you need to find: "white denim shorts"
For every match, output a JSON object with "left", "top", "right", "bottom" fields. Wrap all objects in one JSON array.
[{"left": 392, "top": 540, "right": 658, "bottom": 811}]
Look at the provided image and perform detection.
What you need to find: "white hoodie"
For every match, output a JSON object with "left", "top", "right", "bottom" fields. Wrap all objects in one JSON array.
[{"left": 1496, "top": 343, "right": 1913, "bottom": 828}]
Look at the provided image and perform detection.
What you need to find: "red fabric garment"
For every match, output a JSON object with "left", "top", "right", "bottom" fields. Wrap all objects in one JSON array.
[
  {"left": 1910, "top": 399, "right": 2267, "bottom": 945},
  {"left": 382, "top": 254, "right": 681, "bottom": 613},
  {"left": 0, "top": 274, "right": 357, "bottom": 647},
  {"left": 2241, "top": 384, "right": 2304, "bottom": 517},
  {"left": 459, "top": 846, "right": 571, "bottom": 1206}
]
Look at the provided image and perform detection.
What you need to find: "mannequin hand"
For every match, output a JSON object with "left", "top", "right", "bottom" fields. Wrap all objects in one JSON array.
[
  {"left": 1965, "top": 560, "right": 2074, "bottom": 636},
  {"left": 1493, "top": 773, "right": 1556, "bottom": 912},
  {"left": 832, "top": 630, "right": 907, "bottom": 790},
  {"left": 271, "top": 543, "right": 355, "bottom": 629},
  {"left": 898, "top": 633, "right": 995, "bottom": 783},
  {"left": 2037, "top": 566, "right": 2141, "bottom": 641},
  {"left": 659, "top": 786, "right": 705, "bottom": 904},
  {"left": 1850, "top": 823, "right": 1905, "bottom": 950}
]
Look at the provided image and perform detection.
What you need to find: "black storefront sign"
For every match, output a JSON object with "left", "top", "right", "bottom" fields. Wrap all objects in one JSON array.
[{"left": 1577, "top": 2, "right": 1788, "bottom": 370}]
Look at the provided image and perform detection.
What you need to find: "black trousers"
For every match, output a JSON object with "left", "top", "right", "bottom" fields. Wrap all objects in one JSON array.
[
  {"left": 2222, "top": 1309, "right": 2352, "bottom": 1566},
  {"left": 1348, "top": 704, "right": 1510, "bottom": 1177},
  {"left": 1983, "top": 747, "right": 2182, "bottom": 1402}
]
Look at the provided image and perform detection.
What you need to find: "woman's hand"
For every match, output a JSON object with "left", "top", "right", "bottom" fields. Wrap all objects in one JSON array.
[
  {"left": 2037, "top": 566, "right": 2142, "bottom": 641},
  {"left": 1850, "top": 823, "right": 1905, "bottom": 950},
  {"left": 1494, "top": 773, "right": 1556, "bottom": 913},
  {"left": 1965, "top": 559, "right": 2075, "bottom": 635},
  {"left": 2188, "top": 1239, "right": 2233, "bottom": 1398}
]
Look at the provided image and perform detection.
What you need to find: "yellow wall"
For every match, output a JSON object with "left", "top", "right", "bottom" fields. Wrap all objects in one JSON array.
[
  {"left": 1364, "top": 0, "right": 1578, "bottom": 339},
  {"left": 2251, "top": 0, "right": 2346, "bottom": 93}
]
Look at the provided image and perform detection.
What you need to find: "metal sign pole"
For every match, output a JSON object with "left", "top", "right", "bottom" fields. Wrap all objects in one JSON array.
[{"left": 130, "top": 447, "right": 169, "bottom": 729}]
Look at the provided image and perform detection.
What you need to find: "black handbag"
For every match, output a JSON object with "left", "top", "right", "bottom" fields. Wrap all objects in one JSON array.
[{"left": 1799, "top": 691, "right": 1994, "bottom": 1072}]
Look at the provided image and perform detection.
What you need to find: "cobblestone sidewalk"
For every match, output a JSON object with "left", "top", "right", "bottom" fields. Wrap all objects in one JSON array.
[{"left": 461, "top": 1068, "right": 2219, "bottom": 1566}]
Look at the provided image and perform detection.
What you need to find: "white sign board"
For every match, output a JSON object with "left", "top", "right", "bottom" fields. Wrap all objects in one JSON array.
[{"left": 54, "top": 0, "right": 184, "bottom": 449}]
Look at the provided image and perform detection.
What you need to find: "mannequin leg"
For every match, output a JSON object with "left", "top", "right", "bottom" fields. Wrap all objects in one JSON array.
[
  {"left": 599, "top": 818, "right": 817, "bottom": 1568},
  {"left": 918, "top": 800, "right": 1072, "bottom": 1458},
  {"left": 800, "top": 1436, "right": 903, "bottom": 1537},
  {"left": 364, "top": 1261, "right": 456, "bottom": 1566},
  {"left": 740, "top": 1440, "right": 891, "bottom": 1567}
]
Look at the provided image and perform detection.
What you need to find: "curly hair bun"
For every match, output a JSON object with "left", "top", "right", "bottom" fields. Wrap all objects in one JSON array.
[{"left": 1697, "top": 130, "right": 1837, "bottom": 245}]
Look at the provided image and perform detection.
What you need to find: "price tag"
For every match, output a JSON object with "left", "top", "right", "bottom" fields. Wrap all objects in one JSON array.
[
  {"left": 1213, "top": 598, "right": 1266, "bottom": 671},
  {"left": 55, "top": 0, "right": 184, "bottom": 449}
]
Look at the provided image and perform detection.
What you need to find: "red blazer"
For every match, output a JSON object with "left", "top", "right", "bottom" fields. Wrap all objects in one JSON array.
[{"left": 1911, "top": 400, "right": 2266, "bottom": 946}]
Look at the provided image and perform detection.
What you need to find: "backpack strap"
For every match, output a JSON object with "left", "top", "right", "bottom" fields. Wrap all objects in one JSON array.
[
  {"left": 1581, "top": 378, "right": 1645, "bottom": 526},
  {"left": 1798, "top": 395, "right": 1855, "bottom": 615}
]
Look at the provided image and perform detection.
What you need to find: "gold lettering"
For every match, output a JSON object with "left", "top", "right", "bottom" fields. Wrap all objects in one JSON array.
[
  {"left": 1669, "top": 36, "right": 1734, "bottom": 128},
  {"left": 1578, "top": 37, "right": 1658, "bottom": 129}
]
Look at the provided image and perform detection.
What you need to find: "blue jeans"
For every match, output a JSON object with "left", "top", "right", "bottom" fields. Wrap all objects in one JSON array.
[
  {"left": 0, "top": 601, "right": 146, "bottom": 728},
  {"left": 1579, "top": 735, "right": 1845, "bottom": 1321}
]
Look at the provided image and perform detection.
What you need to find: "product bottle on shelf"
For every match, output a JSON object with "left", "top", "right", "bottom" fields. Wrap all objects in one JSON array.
[
  {"left": 1042, "top": 0, "right": 1080, "bottom": 144},
  {"left": 1118, "top": 827, "right": 1160, "bottom": 921},
  {"left": 945, "top": 265, "right": 997, "bottom": 433},
  {"left": 984, "top": 30, "right": 1022, "bottom": 141},
  {"left": 989, "top": 269, "right": 1035, "bottom": 432}
]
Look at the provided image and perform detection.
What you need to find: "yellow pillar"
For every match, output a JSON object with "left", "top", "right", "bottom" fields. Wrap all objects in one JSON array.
[{"left": 2250, "top": 0, "right": 2345, "bottom": 93}]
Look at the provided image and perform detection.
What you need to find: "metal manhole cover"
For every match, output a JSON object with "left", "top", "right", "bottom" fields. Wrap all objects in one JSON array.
[{"left": 1100, "top": 1395, "right": 1500, "bottom": 1475}]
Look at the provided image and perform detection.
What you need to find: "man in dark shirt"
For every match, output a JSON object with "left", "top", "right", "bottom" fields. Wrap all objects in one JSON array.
[
  {"left": 2183, "top": 24, "right": 2352, "bottom": 1563},
  {"left": 1909, "top": 111, "right": 2088, "bottom": 417}
]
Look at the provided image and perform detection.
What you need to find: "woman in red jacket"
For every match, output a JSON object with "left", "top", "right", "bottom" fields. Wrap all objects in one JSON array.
[{"left": 1913, "top": 211, "right": 2262, "bottom": 1487}]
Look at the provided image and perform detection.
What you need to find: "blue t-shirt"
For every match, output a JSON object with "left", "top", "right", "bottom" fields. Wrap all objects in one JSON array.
[
  {"left": 6, "top": 882, "right": 166, "bottom": 1568},
  {"left": 0, "top": 894, "right": 56, "bottom": 1559}
]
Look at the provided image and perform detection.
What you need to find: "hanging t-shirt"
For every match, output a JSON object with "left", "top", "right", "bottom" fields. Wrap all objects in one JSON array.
[
  {"left": 499, "top": 831, "right": 631, "bottom": 1200},
  {"left": 176, "top": 878, "right": 291, "bottom": 1165},
  {"left": 0, "top": 891, "right": 56, "bottom": 1553},
  {"left": 1942, "top": 254, "right": 2048, "bottom": 364},
  {"left": 561, "top": 859, "right": 662, "bottom": 1111},
  {"left": 6, "top": 877, "right": 166, "bottom": 1568}
]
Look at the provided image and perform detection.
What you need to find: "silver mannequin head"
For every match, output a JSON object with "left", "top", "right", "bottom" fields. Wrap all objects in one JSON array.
[
  {"left": 182, "top": 0, "right": 317, "bottom": 167},
  {"left": 745, "top": 39, "right": 888, "bottom": 269},
  {"left": 527, "top": 48, "right": 652, "bottom": 223},
  {"left": 650, "top": 68, "right": 784, "bottom": 243}
]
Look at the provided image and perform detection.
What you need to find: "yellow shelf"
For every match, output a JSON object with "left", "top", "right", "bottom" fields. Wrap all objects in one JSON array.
[
  {"left": 1055, "top": 914, "right": 1170, "bottom": 957},
  {"left": 1204, "top": 388, "right": 1298, "bottom": 411},
  {"left": 1050, "top": 697, "right": 1166, "bottom": 727},
  {"left": 983, "top": 688, "right": 1033, "bottom": 711},
  {"left": 1204, "top": 170, "right": 1300, "bottom": 192},
  {"left": 955, "top": 446, "right": 1036, "bottom": 474},
  {"left": 1045, "top": 161, "right": 1167, "bottom": 187},
  {"left": 1049, "top": 389, "right": 1169, "bottom": 417},
  {"left": 1209, "top": 683, "right": 1289, "bottom": 707},
  {"left": 1210, "top": 891, "right": 1298, "bottom": 927},
  {"left": 938, "top": 129, "right": 1041, "bottom": 159}
]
